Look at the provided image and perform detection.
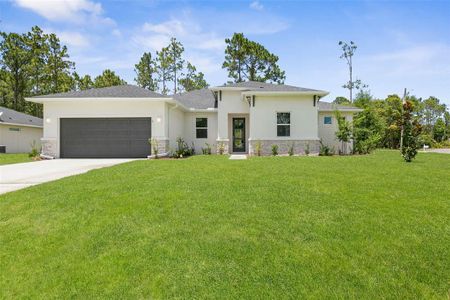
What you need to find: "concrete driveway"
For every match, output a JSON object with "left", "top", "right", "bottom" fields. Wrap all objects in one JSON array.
[{"left": 0, "top": 159, "right": 134, "bottom": 195}]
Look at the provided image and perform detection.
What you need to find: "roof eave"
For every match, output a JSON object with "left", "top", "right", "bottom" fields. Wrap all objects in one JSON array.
[
  {"left": 25, "top": 97, "right": 170, "bottom": 103},
  {"left": 0, "top": 121, "right": 43, "bottom": 128},
  {"left": 318, "top": 108, "right": 363, "bottom": 112},
  {"left": 242, "top": 91, "right": 329, "bottom": 96}
]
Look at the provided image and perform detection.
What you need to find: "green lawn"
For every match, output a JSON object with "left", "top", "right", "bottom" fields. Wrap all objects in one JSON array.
[
  {"left": 0, "top": 151, "right": 449, "bottom": 298},
  {"left": 0, "top": 153, "right": 32, "bottom": 165}
]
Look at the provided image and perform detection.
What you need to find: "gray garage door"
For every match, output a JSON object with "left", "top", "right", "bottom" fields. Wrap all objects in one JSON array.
[{"left": 60, "top": 118, "right": 151, "bottom": 158}]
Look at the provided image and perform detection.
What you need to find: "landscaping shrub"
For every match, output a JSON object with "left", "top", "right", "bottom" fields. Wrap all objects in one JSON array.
[
  {"left": 201, "top": 143, "right": 212, "bottom": 155},
  {"left": 319, "top": 140, "right": 334, "bottom": 156},
  {"left": 217, "top": 142, "right": 226, "bottom": 155},
  {"left": 271, "top": 144, "right": 278, "bottom": 156},
  {"left": 149, "top": 138, "right": 159, "bottom": 158},
  {"left": 28, "top": 141, "right": 40, "bottom": 159},
  {"left": 254, "top": 140, "right": 262, "bottom": 156},
  {"left": 304, "top": 142, "right": 310, "bottom": 156},
  {"left": 288, "top": 142, "right": 294, "bottom": 156},
  {"left": 174, "top": 137, "right": 193, "bottom": 158},
  {"left": 401, "top": 101, "right": 422, "bottom": 162}
]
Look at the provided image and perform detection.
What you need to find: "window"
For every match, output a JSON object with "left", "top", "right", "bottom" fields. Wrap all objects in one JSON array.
[
  {"left": 324, "top": 116, "right": 332, "bottom": 124},
  {"left": 9, "top": 127, "right": 20, "bottom": 132},
  {"left": 196, "top": 118, "right": 208, "bottom": 138},
  {"left": 277, "top": 112, "right": 290, "bottom": 137}
]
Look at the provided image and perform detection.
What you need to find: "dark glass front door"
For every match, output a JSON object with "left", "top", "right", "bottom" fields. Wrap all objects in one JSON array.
[{"left": 232, "top": 118, "right": 246, "bottom": 153}]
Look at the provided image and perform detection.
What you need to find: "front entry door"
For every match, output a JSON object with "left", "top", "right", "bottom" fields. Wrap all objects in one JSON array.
[{"left": 232, "top": 118, "right": 246, "bottom": 153}]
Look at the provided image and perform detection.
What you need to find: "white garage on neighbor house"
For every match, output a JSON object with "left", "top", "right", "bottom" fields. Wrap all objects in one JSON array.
[{"left": 0, "top": 106, "right": 43, "bottom": 153}]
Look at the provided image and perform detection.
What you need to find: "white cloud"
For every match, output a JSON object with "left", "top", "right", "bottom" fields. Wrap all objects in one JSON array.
[
  {"left": 13, "top": 0, "right": 113, "bottom": 25},
  {"left": 133, "top": 17, "right": 225, "bottom": 52},
  {"left": 250, "top": 1, "right": 264, "bottom": 11},
  {"left": 43, "top": 28, "right": 90, "bottom": 47}
]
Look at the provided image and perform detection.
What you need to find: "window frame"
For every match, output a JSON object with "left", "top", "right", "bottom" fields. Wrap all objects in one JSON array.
[
  {"left": 276, "top": 112, "right": 291, "bottom": 137},
  {"left": 324, "top": 116, "right": 332, "bottom": 125},
  {"left": 195, "top": 117, "right": 208, "bottom": 139}
]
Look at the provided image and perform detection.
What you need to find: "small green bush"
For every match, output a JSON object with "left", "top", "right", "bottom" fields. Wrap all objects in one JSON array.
[
  {"left": 28, "top": 141, "right": 39, "bottom": 159},
  {"left": 271, "top": 144, "right": 278, "bottom": 156},
  {"left": 319, "top": 141, "right": 333, "bottom": 156},
  {"left": 304, "top": 142, "right": 310, "bottom": 156},
  {"left": 254, "top": 140, "right": 262, "bottom": 156},
  {"left": 201, "top": 143, "right": 212, "bottom": 155},
  {"left": 217, "top": 142, "right": 226, "bottom": 155},
  {"left": 149, "top": 138, "right": 159, "bottom": 158},
  {"left": 288, "top": 142, "right": 294, "bottom": 156}
]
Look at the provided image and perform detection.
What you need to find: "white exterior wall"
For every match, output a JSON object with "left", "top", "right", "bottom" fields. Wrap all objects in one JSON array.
[
  {"left": 184, "top": 112, "right": 218, "bottom": 154},
  {"left": 318, "top": 111, "right": 354, "bottom": 153},
  {"left": 43, "top": 100, "right": 168, "bottom": 157},
  {"left": 249, "top": 95, "right": 318, "bottom": 140},
  {"left": 0, "top": 124, "right": 42, "bottom": 153},
  {"left": 168, "top": 105, "right": 185, "bottom": 151},
  {"left": 217, "top": 91, "right": 249, "bottom": 140}
]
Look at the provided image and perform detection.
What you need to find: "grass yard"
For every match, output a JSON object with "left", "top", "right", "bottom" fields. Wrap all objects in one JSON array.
[
  {"left": 0, "top": 151, "right": 449, "bottom": 298},
  {"left": 0, "top": 153, "right": 32, "bottom": 165}
]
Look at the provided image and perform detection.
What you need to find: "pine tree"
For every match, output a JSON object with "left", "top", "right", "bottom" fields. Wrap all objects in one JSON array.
[
  {"left": 134, "top": 52, "right": 158, "bottom": 91},
  {"left": 178, "top": 62, "right": 208, "bottom": 92},
  {"left": 156, "top": 47, "right": 173, "bottom": 95}
]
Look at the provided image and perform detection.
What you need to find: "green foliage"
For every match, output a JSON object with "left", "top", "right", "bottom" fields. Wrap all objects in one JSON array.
[
  {"left": 333, "top": 96, "right": 350, "bottom": 105},
  {"left": 353, "top": 106, "right": 384, "bottom": 154},
  {"left": 254, "top": 140, "right": 262, "bottom": 156},
  {"left": 354, "top": 89, "right": 373, "bottom": 108},
  {"left": 156, "top": 47, "right": 174, "bottom": 95},
  {"left": 178, "top": 62, "right": 209, "bottom": 92},
  {"left": 319, "top": 140, "right": 333, "bottom": 156},
  {"left": 433, "top": 118, "right": 446, "bottom": 142},
  {"left": 166, "top": 38, "right": 185, "bottom": 94},
  {"left": 174, "top": 137, "right": 194, "bottom": 158},
  {"left": 134, "top": 52, "right": 158, "bottom": 91},
  {"left": 223, "top": 33, "right": 286, "bottom": 83},
  {"left": 28, "top": 140, "right": 40, "bottom": 158},
  {"left": 201, "top": 143, "right": 212, "bottom": 155},
  {"left": 73, "top": 72, "right": 93, "bottom": 91},
  {"left": 217, "top": 142, "right": 226, "bottom": 155},
  {"left": 288, "top": 142, "right": 294, "bottom": 156},
  {"left": 401, "top": 101, "right": 422, "bottom": 162},
  {"left": 304, "top": 142, "right": 310, "bottom": 156},
  {"left": 271, "top": 144, "right": 278, "bottom": 156},
  {"left": 94, "top": 69, "right": 126, "bottom": 88},
  {"left": 334, "top": 110, "right": 352, "bottom": 154},
  {"left": 149, "top": 138, "right": 159, "bottom": 158}
]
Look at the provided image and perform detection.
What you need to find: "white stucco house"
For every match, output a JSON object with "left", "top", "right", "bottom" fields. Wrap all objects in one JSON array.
[
  {"left": 0, "top": 106, "right": 43, "bottom": 153},
  {"left": 26, "top": 82, "right": 361, "bottom": 158}
]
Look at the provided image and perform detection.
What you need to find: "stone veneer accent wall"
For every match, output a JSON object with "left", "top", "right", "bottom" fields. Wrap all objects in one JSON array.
[
  {"left": 248, "top": 140, "right": 320, "bottom": 156},
  {"left": 41, "top": 138, "right": 57, "bottom": 157},
  {"left": 155, "top": 139, "right": 169, "bottom": 155},
  {"left": 216, "top": 139, "right": 229, "bottom": 155}
]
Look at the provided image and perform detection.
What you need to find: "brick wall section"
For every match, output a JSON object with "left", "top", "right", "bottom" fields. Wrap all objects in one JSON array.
[
  {"left": 249, "top": 140, "right": 320, "bottom": 156},
  {"left": 41, "top": 138, "right": 57, "bottom": 157}
]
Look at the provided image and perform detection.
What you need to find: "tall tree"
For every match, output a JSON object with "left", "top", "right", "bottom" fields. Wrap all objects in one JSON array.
[
  {"left": 134, "top": 52, "right": 158, "bottom": 91},
  {"left": 26, "top": 26, "right": 48, "bottom": 116},
  {"left": 93, "top": 69, "right": 126, "bottom": 88},
  {"left": 421, "top": 96, "right": 446, "bottom": 132},
  {"left": 166, "top": 38, "right": 184, "bottom": 94},
  {"left": 338, "top": 41, "right": 366, "bottom": 103},
  {"left": 223, "top": 33, "right": 285, "bottom": 83},
  {"left": 45, "top": 33, "right": 74, "bottom": 94},
  {"left": 156, "top": 47, "right": 173, "bottom": 95},
  {"left": 178, "top": 62, "right": 209, "bottom": 92},
  {"left": 333, "top": 96, "right": 350, "bottom": 105},
  {"left": 0, "top": 32, "right": 31, "bottom": 111},
  {"left": 73, "top": 72, "right": 93, "bottom": 90}
]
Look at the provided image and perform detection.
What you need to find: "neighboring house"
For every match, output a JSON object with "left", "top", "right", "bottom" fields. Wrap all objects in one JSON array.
[
  {"left": 0, "top": 106, "right": 43, "bottom": 153},
  {"left": 26, "top": 82, "right": 361, "bottom": 158}
]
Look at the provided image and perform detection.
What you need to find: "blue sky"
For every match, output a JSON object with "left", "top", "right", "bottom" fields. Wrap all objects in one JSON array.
[{"left": 1, "top": 0, "right": 449, "bottom": 105}]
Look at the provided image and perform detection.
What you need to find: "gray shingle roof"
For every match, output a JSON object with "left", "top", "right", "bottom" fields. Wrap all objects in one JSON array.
[
  {"left": 0, "top": 106, "right": 43, "bottom": 127},
  {"left": 318, "top": 102, "right": 361, "bottom": 111},
  {"left": 34, "top": 85, "right": 166, "bottom": 98},
  {"left": 217, "top": 81, "right": 324, "bottom": 92},
  {"left": 172, "top": 88, "right": 216, "bottom": 109}
]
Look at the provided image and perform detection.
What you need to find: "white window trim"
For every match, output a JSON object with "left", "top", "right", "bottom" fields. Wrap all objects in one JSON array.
[
  {"left": 196, "top": 117, "right": 208, "bottom": 139},
  {"left": 276, "top": 112, "right": 291, "bottom": 137}
]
